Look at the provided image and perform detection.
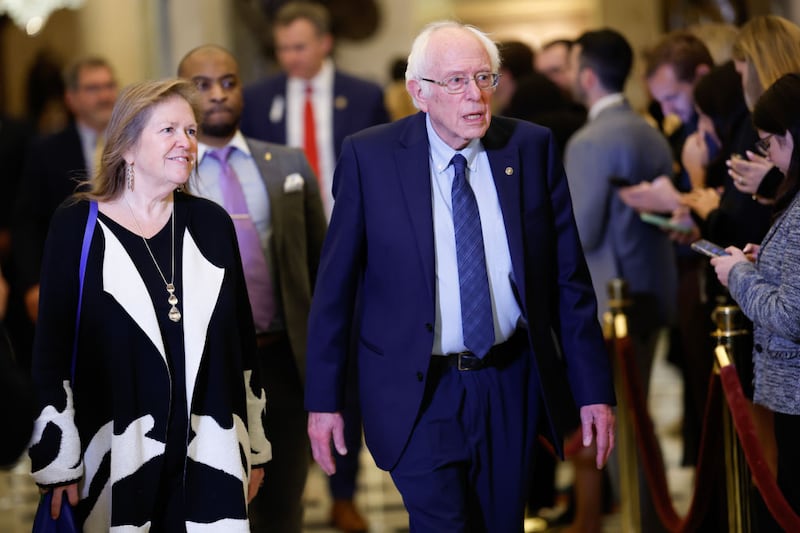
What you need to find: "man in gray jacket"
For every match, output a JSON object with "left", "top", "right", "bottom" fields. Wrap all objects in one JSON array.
[{"left": 564, "top": 28, "right": 677, "bottom": 533}]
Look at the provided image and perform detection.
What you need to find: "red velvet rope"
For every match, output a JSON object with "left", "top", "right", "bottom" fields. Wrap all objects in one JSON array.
[
  {"left": 717, "top": 365, "right": 800, "bottom": 531},
  {"left": 612, "top": 335, "right": 722, "bottom": 532}
]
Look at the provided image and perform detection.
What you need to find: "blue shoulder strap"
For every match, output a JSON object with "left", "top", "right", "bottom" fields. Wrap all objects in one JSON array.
[{"left": 70, "top": 200, "right": 98, "bottom": 386}]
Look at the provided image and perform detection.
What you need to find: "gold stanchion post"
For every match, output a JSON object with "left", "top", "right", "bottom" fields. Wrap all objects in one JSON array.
[
  {"left": 604, "top": 278, "right": 639, "bottom": 533},
  {"left": 711, "top": 305, "right": 751, "bottom": 533}
]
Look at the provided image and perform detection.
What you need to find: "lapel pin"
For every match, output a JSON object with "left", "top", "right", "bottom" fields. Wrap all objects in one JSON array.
[
  {"left": 505, "top": 167, "right": 514, "bottom": 175},
  {"left": 264, "top": 152, "right": 272, "bottom": 161},
  {"left": 335, "top": 95, "right": 348, "bottom": 110}
]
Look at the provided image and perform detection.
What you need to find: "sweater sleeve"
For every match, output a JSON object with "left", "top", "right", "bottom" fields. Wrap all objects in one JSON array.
[{"left": 28, "top": 201, "right": 89, "bottom": 486}]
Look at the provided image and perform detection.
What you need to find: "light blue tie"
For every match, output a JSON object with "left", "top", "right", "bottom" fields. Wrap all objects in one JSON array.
[{"left": 451, "top": 154, "right": 495, "bottom": 357}]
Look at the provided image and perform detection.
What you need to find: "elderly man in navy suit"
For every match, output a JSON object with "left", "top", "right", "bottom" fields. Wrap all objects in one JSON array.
[{"left": 305, "top": 21, "right": 615, "bottom": 532}]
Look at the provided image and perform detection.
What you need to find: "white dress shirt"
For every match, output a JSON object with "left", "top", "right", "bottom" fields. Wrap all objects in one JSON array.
[
  {"left": 286, "top": 59, "right": 336, "bottom": 220},
  {"left": 427, "top": 116, "right": 522, "bottom": 355}
]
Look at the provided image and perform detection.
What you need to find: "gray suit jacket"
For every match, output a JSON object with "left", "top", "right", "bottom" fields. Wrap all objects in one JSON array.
[
  {"left": 245, "top": 138, "right": 327, "bottom": 380},
  {"left": 729, "top": 192, "right": 800, "bottom": 415},
  {"left": 564, "top": 101, "right": 677, "bottom": 325}
]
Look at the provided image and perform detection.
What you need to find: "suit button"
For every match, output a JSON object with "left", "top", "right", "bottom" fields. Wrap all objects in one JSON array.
[
  {"left": 416, "top": 372, "right": 424, "bottom": 382},
  {"left": 755, "top": 343, "right": 763, "bottom": 353},
  {"left": 425, "top": 323, "right": 433, "bottom": 332}
]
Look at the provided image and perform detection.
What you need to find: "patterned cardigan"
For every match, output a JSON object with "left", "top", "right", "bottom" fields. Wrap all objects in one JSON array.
[
  {"left": 29, "top": 194, "right": 271, "bottom": 532},
  {"left": 728, "top": 192, "right": 800, "bottom": 415}
]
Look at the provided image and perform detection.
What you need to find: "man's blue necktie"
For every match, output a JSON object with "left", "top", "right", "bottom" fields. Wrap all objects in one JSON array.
[{"left": 451, "top": 154, "right": 495, "bottom": 357}]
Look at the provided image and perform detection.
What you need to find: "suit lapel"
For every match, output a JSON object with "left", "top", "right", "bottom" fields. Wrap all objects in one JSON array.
[
  {"left": 483, "top": 119, "right": 526, "bottom": 309},
  {"left": 395, "top": 114, "right": 436, "bottom": 300},
  {"left": 248, "top": 140, "right": 284, "bottom": 239}
]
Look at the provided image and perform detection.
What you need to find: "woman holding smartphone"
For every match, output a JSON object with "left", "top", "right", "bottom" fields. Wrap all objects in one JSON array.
[{"left": 711, "top": 73, "right": 800, "bottom": 514}]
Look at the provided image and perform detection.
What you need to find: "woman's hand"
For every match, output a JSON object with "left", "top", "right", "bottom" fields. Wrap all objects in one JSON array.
[
  {"left": 727, "top": 151, "right": 774, "bottom": 195},
  {"left": 681, "top": 187, "right": 721, "bottom": 220},
  {"left": 44, "top": 482, "right": 79, "bottom": 519},
  {"left": 710, "top": 247, "right": 748, "bottom": 288},
  {"left": 743, "top": 243, "right": 761, "bottom": 262},
  {"left": 248, "top": 467, "right": 265, "bottom": 503},
  {"left": 681, "top": 131, "right": 709, "bottom": 189}
]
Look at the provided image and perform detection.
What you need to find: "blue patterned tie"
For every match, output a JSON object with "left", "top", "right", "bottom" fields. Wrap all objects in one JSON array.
[{"left": 451, "top": 154, "right": 495, "bottom": 357}]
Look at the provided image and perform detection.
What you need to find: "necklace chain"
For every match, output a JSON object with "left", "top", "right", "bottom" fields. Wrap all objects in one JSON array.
[{"left": 124, "top": 197, "right": 181, "bottom": 322}]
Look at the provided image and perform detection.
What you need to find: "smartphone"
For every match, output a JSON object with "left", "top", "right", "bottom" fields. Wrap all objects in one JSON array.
[
  {"left": 639, "top": 212, "right": 692, "bottom": 233},
  {"left": 609, "top": 176, "right": 632, "bottom": 187},
  {"left": 690, "top": 239, "right": 730, "bottom": 258}
]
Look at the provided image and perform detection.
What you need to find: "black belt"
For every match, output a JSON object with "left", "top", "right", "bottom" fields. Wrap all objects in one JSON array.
[
  {"left": 433, "top": 329, "right": 526, "bottom": 371},
  {"left": 256, "top": 331, "right": 287, "bottom": 349}
]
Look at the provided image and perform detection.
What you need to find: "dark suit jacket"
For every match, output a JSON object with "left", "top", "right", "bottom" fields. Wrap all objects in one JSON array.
[
  {"left": 304, "top": 112, "right": 615, "bottom": 470},
  {"left": 0, "top": 116, "right": 33, "bottom": 233},
  {"left": 240, "top": 70, "right": 390, "bottom": 158},
  {"left": 245, "top": 138, "right": 327, "bottom": 380},
  {"left": 13, "top": 122, "right": 87, "bottom": 291}
]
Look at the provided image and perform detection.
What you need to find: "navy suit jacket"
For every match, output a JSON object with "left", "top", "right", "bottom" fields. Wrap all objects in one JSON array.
[
  {"left": 305, "top": 112, "right": 615, "bottom": 470},
  {"left": 240, "top": 70, "right": 389, "bottom": 158}
]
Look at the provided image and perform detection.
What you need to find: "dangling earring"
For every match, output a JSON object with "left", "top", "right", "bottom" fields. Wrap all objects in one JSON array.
[{"left": 126, "top": 162, "right": 135, "bottom": 191}]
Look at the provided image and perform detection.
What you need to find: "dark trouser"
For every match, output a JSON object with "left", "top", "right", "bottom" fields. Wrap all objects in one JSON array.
[
  {"left": 774, "top": 411, "right": 800, "bottom": 515},
  {"left": 248, "top": 334, "right": 309, "bottom": 533},
  {"left": 390, "top": 346, "right": 536, "bottom": 532}
]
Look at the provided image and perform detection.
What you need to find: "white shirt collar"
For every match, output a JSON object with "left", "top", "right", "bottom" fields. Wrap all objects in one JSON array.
[
  {"left": 426, "top": 114, "right": 482, "bottom": 174},
  {"left": 588, "top": 93, "right": 625, "bottom": 121}
]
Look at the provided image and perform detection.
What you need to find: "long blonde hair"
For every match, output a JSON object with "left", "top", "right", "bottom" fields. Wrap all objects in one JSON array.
[
  {"left": 732, "top": 15, "right": 800, "bottom": 109},
  {"left": 76, "top": 78, "right": 200, "bottom": 201}
]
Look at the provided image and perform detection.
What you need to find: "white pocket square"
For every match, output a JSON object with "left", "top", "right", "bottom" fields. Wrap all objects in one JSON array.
[{"left": 283, "top": 173, "right": 305, "bottom": 193}]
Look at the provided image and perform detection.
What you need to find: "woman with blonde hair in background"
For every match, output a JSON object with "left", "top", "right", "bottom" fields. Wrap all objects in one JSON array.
[{"left": 728, "top": 15, "right": 800, "bottom": 200}]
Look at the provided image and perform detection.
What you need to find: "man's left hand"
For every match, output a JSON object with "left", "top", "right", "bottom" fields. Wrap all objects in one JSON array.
[{"left": 580, "top": 403, "right": 615, "bottom": 469}]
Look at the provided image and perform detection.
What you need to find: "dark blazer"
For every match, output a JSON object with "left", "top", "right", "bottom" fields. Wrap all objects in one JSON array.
[
  {"left": 304, "top": 113, "right": 615, "bottom": 470},
  {"left": 13, "top": 122, "right": 87, "bottom": 291},
  {"left": 244, "top": 138, "right": 327, "bottom": 380},
  {"left": 240, "top": 70, "right": 390, "bottom": 158}
]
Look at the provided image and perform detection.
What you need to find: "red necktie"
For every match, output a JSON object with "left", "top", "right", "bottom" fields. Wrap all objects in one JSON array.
[{"left": 303, "top": 84, "right": 320, "bottom": 179}]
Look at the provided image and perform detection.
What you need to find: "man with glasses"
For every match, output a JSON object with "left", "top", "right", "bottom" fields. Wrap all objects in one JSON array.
[
  {"left": 305, "top": 21, "right": 615, "bottom": 531},
  {"left": 13, "top": 56, "right": 117, "bottom": 329}
]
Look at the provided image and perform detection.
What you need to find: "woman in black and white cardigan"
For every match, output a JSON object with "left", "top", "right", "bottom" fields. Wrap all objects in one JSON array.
[{"left": 29, "top": 79, "right": 270, "bottom": 532}]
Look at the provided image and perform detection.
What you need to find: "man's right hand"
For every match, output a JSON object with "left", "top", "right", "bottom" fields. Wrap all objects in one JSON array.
[{"left": 307, "top": 411, "right": 347, "bottom": 476}]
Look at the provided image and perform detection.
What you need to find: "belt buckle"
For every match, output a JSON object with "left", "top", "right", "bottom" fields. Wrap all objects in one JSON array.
[{"left": 457, "top": 352, "right": 479, "bottom": 371}]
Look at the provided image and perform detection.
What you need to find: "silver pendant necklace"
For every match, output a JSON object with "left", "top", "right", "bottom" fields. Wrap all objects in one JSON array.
[{"left": 124, "top": 197, "right": 181, "bottom": 322}]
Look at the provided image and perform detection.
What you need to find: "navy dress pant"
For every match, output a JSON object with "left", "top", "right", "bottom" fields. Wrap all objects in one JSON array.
[{"left": 390, "top": 346, "right": 537, "bottom": 532}]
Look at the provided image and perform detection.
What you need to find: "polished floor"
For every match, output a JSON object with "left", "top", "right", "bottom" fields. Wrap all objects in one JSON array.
[{"left": 0, "top": 345, "right": 691, "bottom": 532}]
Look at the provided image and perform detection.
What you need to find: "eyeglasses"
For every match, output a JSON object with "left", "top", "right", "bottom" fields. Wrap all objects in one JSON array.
[
  {"left": 419, "top": 72, "right": 501, "bottom": 94},
  {"left": 755, "top": 134, "right": 774, "bottom": 155}
]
